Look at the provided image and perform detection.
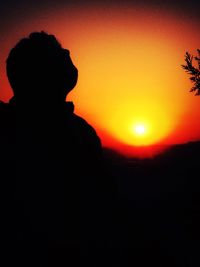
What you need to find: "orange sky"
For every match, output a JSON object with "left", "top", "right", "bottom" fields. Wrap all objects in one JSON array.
[{"left": 1, "top": 5, "right": 200, "bottom": 157}]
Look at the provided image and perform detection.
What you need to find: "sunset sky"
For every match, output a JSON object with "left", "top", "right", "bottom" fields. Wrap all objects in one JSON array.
[{"left": 1, "top": 0, "right": 200, "bottom": 156}]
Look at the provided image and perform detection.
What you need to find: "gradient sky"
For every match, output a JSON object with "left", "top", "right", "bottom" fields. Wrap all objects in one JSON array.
[{"left": 1, "top": 0, "right": 200, "bottom": 156}]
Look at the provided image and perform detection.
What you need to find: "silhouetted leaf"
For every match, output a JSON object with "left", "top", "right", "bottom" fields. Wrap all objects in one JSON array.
[{"left": 182, "top": 49, "right": 200, "bottom": 95}]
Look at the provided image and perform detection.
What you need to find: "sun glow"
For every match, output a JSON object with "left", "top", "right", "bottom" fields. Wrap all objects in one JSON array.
[
  {"left": 133, "top": 124, "right": 146, "bottom": 136},
  {"left": 101, "top": 101, "right": 175, "bottom": 146},
  {"left": 64, "top": 9, "right": 191, "bottom": 148},
  {"left": 1, "top": 5, "right": 200, "bottom": 155}
]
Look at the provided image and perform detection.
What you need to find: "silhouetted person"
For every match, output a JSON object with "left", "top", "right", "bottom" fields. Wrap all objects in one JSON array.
[{"left": 0, "top": 32, "right": 115, "bottom": 267}]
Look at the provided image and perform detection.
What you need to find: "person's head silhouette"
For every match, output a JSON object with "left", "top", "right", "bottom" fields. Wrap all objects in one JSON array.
[{"left": 6, "top": 31, "right": 78, "bottom": 104}]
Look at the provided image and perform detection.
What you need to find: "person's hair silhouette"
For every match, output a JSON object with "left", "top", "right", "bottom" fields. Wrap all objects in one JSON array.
[{"left": 6, "top": 31, "right": 78, "bottom": 104}]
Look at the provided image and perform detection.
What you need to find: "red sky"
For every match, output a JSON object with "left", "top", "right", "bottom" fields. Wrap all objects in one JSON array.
[{"left": 1, "top": 2, "right": 200, "bottom": 157}]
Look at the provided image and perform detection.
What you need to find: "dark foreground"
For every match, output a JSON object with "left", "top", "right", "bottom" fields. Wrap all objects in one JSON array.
[
  {"left": 1, "top": 141, "right": 199, "bottom": 266},
  {"left": 104, "top": 141, "right": 200, "bottom": 267}
]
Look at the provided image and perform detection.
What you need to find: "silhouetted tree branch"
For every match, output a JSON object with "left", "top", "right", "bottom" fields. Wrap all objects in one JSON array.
[{"left": 182, "top": 49, "right": 200, "bottom": 95}]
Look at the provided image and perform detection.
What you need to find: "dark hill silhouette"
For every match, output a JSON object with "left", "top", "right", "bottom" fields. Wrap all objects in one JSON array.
[
  {"left": 103, "top": 141, "right": 199, "bottom": 267},
  {"left": 155, "top": 140, "right": 200, "bottom": 160}
]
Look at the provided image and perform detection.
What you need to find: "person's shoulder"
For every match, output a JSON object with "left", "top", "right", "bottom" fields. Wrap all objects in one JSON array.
[
  {"left": 72, "top": 113, "right": 102, "bottom": 147},
  {"left": 0, "top": 101, "right": 15, "bottom": 142},
  {"left": 0, "top": 100, "right": 12, "bottom": 119},
  {"left": 72, "top": 113, "right": 95, "bottom": 131},
  {"left": 0, "top": 100, "right": 9, "bottom": 110},
  {"left": 63, "top": 102, "right": 102, "bottom": 156},
  {"left": 64, "top": 102, "right": 101, "bottom": 143}
]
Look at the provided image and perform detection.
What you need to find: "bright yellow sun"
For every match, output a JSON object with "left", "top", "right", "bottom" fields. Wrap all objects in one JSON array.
[
  {"left": 100, "top": 101, "right": 174, "bottom": 147},
  {"left": 134, "top": 124, "right": 146, "bottom": 136}
]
